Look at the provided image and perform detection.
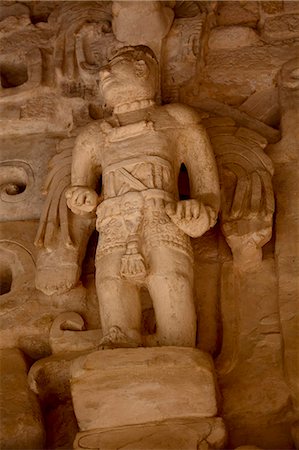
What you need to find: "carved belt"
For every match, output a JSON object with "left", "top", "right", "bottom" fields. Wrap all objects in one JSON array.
[{"left": 96, "top": 189, "right": 174, "bottom": 224}]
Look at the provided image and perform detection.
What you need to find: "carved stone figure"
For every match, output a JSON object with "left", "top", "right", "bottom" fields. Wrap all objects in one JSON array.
[
  {"left": 66, "top": 45, "right": 220, "bottom": 348},
  {"left": 1, "top": 2, "right": 299, "bottom": 448}
]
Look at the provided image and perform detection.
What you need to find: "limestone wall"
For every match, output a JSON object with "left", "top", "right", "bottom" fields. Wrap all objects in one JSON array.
[{"left": 0, "top": 1, "right": 298, "bottom": 448}]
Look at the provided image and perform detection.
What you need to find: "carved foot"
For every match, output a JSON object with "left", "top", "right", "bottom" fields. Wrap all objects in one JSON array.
[{"left": 99, "top": 326, "right": 139, "bottom": 349}]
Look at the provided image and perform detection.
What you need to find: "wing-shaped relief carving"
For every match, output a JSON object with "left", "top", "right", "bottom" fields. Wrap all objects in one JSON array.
[
  {"left": 34, "top": 143, "right": 73, "bottom": 251},
  {"left": 204, "top": 117, "right": 275, "bottom": 272},
  {"left": 34, "top": 136, "right": 95, "bottom": 296}
]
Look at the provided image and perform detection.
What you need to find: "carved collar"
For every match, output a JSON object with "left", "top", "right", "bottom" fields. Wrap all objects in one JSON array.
[{"left": 113, "top": 99, "right": 155, "bottom": 115}]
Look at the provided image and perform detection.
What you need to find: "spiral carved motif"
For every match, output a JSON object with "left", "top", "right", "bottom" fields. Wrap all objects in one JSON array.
[{"left": 0, "top": 160, "right": 34, "bottom": 203}]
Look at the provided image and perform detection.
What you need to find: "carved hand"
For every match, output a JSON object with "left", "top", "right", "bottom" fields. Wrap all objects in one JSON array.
[
  {"left": 165, "top": 199, "right": 213, "bottom": 238},
  {"left": 65, "top": 186, "right": 98, "bottom": 215}
]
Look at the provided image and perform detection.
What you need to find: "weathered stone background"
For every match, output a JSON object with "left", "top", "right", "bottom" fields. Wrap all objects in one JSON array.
[{"left": 0, "top": 1, "right": 298, "bottom": 449}]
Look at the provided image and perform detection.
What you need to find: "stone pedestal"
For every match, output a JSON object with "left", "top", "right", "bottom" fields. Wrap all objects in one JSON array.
[{"left": 70, "top": 347, "right": 226, "bottom": 449}]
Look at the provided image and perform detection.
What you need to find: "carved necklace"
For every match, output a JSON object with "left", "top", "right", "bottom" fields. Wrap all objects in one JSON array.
[{"left": 114, "top": 99, "right": 155, "bottom": 115}]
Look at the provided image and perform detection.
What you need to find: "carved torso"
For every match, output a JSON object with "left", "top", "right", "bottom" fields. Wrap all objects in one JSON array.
[
  {"left": 69, "top": 102, "right": 219, "bottom": 262},
  {"left": 92, "top": 106, "right": 193, "bottom": 260},
  {"left": 100, "top": 107, "right": 182, "bottom": 201}
]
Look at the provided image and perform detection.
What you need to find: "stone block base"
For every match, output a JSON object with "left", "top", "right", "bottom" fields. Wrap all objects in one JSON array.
[
  {"left": 74, "top": 417, "right": 226, "bottom": 450},
  {"left": 71, "top": 347, "right": 226, "bottom": 449},
  {"left": 0, "top": 348, "right": 45, "bottom": 449}
]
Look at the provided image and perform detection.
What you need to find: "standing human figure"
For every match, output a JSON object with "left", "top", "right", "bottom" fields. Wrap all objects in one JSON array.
[{"left": 66, "top": 46, "right": 220, "bottom": 348}]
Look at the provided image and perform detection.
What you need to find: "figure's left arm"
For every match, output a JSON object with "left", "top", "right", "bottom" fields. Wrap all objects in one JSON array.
[{"left": 165, "top": 105, "right": 220, "bottom": 237}]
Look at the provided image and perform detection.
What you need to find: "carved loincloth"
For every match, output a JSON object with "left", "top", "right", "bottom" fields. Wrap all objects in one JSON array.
[
  {"left": 96, "top": 153, "right": 193, "bottom": 280},
  {"left": 95, "top": 189, "right": 193, "bottom": 263}
]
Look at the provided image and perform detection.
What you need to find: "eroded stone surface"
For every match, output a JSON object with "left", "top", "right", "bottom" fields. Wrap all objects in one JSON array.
[
  {"left": 0, "top": 1, "right": 298, "bottom": 449},
  {"left": 0, "top": 348, "right": 45, "bottom": 449},
  {"left": 28, "top": 352, "right": 87, "bottom": 449},
  {"left": 65, "top": 45, "right": 220, "bottom": 349},
  {"left": 74, "top": 418, "right": 226, "bottom": 450},
  {"left": 71, "top": 347, "right": 219, "bottom": 430}
]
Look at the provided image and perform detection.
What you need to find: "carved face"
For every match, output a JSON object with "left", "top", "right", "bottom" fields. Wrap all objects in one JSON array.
[{"left": 99, "top": 54, "right": 154, "bottom": 107}]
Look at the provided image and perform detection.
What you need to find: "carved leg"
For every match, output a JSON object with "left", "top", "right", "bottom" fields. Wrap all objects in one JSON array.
[
  {"left": 96, "top": 251, "right": 142, "bottom": 346},
  {"left": 147, "top": 247, "right": 196, "bottom": 347}
]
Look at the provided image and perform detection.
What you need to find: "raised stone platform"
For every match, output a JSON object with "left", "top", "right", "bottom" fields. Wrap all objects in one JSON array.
[
  {"left": 74, "top": 417, "right": 226, "bottom": 450},
  {"left": 70, "top": 347, "right": 226, "bottom": 449}
]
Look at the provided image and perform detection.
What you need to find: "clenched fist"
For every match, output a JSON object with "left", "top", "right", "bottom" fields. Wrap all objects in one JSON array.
[
  {"left": 65, "top": 186, "right": 98, "bottom": 215},
  {"left": 165, "top": 199, "right": 214, "bottom": 238}
]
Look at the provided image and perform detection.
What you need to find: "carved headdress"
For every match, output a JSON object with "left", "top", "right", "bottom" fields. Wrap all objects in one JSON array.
[
  {"left": 108, "top": 45, "right": 160, "bottom": 103},
  {"left": 108, "top": 45, "right": 158, "bottom": 65}
]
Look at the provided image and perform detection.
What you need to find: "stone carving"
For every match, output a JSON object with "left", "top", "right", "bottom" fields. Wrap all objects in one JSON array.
[
  {"left": 49, "top": 1, "right": 115, "bottom": 97},
  {"left": 112, "top": 1, "right": 174, "bottom": 46},
  {"left": 1, "top": 2, "right": 298, "bottom": 449},
  {"left": 0, "top": 48, "right": 42, "bottom": 97},
  {"left": 74, "top": 419, "right": 226, "bottom": 450},
  {"left": 189, "top": 97, "right": 280, "bottom": 144},
  {"left": 162, "top": 11, "right": 205, "bottom": 102},
  {"left": 35, "top": 136, "right": 95, "bottom": 295},
  {"left": 49, "top": 312, "right": 101, "bottom": 354},
  {"left": 0, "top": 348, "right": 45, "bottom": 449},
  {"left": 268, "top": 57, "right": 299, "bottom": 446},
  {"left": 71, "top": 347, "right": 227, "bottom": 450},
  {"left": 66, "top": 45, "right": 220, "bottom": 348},
  {"left": 0, "top": 160, "right": 34, "bottom": 212},
  {"left": 28, "top": 351, "right": 81, "bottom": 449},
  {"left": 203, "top": 117, "right": 275, "bottom": 272},
  {"left": 0, "top": 238, "right": 35, "bottom": 296},
  {"left": 35, "top": 141, "right": 75, "bottom": 250},
  {"left": 277, "top": 57, "right": 299, "bottom": 162},
  {"left": 263, "top": 13, "right": 299, "bottom": 42}
]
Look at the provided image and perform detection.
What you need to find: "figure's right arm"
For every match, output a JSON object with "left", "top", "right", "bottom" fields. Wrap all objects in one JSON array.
[{"left": 66, "top": 123, "right": 103, "bottom": 216}]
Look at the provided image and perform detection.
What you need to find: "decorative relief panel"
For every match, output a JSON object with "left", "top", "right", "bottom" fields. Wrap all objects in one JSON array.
[{"left": 0, "top": 2, "right": 298, "bottom": 449}]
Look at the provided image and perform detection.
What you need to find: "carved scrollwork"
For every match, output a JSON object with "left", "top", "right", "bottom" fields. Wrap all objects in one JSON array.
[
  {"left": 49, "top": 312, "right": 102, "bottom": 354},
  {"left": 0, "top": 160, "right": 34, "bottom": 203}
]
